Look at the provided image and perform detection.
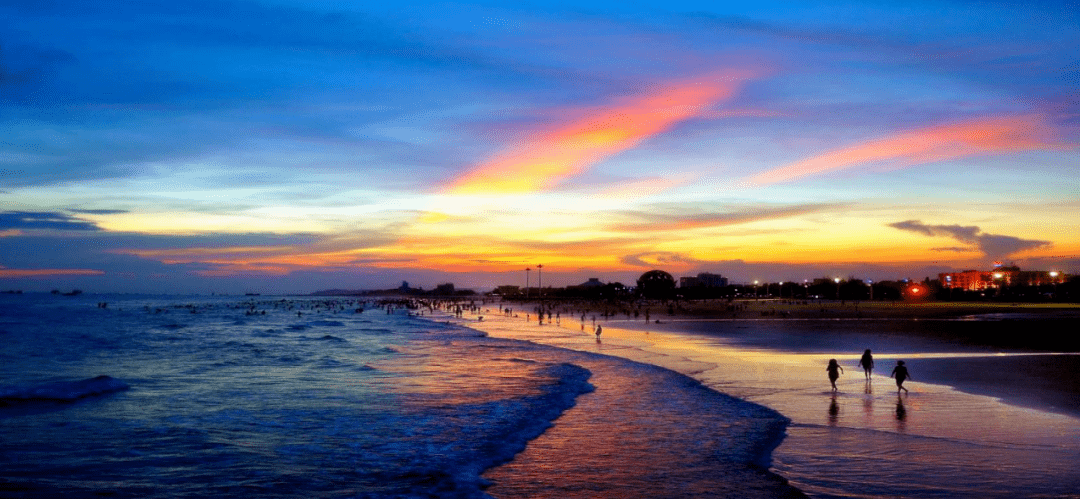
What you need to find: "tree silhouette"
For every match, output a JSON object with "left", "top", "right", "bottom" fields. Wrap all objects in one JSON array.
[{"left": 637, "top": 270, "right": 675, "bottom": 299}]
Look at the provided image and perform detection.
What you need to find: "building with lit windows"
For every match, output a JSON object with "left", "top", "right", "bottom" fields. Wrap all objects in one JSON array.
[{"left": 939, "top": 266, "right": 1066, "bottom": 291}]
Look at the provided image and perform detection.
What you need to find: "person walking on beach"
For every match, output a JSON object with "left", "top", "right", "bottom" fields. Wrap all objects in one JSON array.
[
  {"left": 860, "top": 349, "right": 874, "bottom": 379},
  {"left": 891, "top": 360, "right": 911, "bottom": 394},
  {"left": 826, "top": 359, "right": 844, "bottom": 391},
  {"left": 595, "top": 325, "right": 602, "bottom": 341}
]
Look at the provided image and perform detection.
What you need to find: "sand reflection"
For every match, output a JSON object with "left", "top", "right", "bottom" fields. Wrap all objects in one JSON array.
[{"left": 457, "top": 308, "right": 1080, "bottom": 498}]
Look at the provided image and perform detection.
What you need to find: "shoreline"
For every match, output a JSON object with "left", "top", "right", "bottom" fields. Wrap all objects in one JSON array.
[
  {"left": 490, "top": 298, "right": 1080, "bottom": 352},
  {"left": 451, "top": 300, "right": 1080, "bottom": 497}
]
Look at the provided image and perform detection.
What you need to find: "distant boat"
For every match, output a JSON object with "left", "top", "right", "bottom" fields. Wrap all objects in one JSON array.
[{"left": 245, "top": 293, "right": 261, "bottom": 296}]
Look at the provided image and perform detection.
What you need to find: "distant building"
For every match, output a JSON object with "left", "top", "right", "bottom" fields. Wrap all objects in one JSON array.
[
  {"left": 679, "top": 272, "right": 728, "bottom": 288},
  {"left": 939, "top": 267, "right": 1066, "bottom": 291},
  {"left": 679, "top": 276, "right": 700, "bottom": 288},
  {"left": 493, "top": 285, "right": 521, "bottom": 296},
  {"left": 578, "top": 278, "right": 604, "bottom": 288}
]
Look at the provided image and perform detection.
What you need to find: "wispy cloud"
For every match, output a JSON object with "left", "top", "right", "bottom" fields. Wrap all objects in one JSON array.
[
  {"left": 445, "top": 71, "right": 753, "bottom": 194},
  {"left": 0, "top": 268, "right": 104, "bottom": 278},
  {"left": 746, "top": 115, "right": 1068, "bottom": 186},
  {"left": 68, "top": 208, "right": 129, "bottom": 215},
  {"left": 619, "top": 251, "right": 708, "bottom": 268},
  {"left": 607, "top": 203, "right": 841, "bottom": 232},
  {"left": 888, "top": 220, "right": 1052, "bottom": 261},
  {"left": 0, "top": 211, "right": 101, "bottom": 231}
]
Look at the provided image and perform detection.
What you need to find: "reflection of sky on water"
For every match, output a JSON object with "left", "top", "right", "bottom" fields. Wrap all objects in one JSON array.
[{"left": 460, "top": 310, "right": 1080, "bottom": 498}]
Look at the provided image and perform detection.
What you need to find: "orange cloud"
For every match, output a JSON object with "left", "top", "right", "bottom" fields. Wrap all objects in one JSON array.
[
  {"left": 747, "top": 115, "right": 1068, "bottom": 186},
  {"left": 445, "top": 71, "right": 752, "bottom": 194},
  {"left": 0, "top": 268, "right": 105, "bottom": 277}
]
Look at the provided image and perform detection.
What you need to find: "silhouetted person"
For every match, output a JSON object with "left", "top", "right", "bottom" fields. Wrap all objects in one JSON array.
[
  {"left": 860, "top": 349, "right": 874, "bottom": 379},
  {"left": 595, "top": 325, "right": 602, "bottom": 341},
  {"left": 891, "top": 360, "right": 911, "bottom": 394},
  {"left": 826, "top": 359, "right": 844, "bottom": 391}
]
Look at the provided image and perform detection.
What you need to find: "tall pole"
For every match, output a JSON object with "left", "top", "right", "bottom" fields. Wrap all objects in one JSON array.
[
  {"left": 537, "top": 264, "right": 543, "bottom": 300},
  {"left": 525, "top": 268, "right": 531, "bottom": 299}
]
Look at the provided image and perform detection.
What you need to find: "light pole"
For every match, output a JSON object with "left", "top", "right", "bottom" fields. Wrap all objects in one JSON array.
[
  {"left": 525, "top": 268, "right": 531, "bottom": 299},
  {"left": 537, "top": 264, "right": 543, "bottom": 300},
  {"left": 1050, "top": 271, "right": 1060, "bottom": 298},
  {"left": 834, "top": 277, "right": 841, "bottom": 300},
  {"left": 867, "top": 280, "right": 874, "bottom": 301},
  {"left": 754, "top": 280, "right": 759, "bottom": 298},
  {"left": 779, "top": 282, "right": 784, "bottom": 299}
]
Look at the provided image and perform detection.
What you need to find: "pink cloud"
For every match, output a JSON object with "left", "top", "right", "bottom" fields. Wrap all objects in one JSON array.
[
  {"left": 445, "top": 70, "right": 754, "bottom": 194},
  {"left": 747, "top": 115, "right": 1068, "bottom": 186}
]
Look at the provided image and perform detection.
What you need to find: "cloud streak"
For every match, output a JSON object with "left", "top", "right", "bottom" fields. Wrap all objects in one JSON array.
[
  {"left": 445, "top": 71, "right": 752, "bottom": 194},
  {"left": 0, "top": 211, "right": 101, "bottom": 231},
  {"left": 0, "top": 267, "right": 104, "bottom": 278},
  {"left": 607, "top": 203, "right": 841, "bottom": 232},
  {"left": 747, "top": 115, "right": 1067, "bottom": 186},
  {"left": 888, "top": 220, "right": 1052, "bottom": 261}
]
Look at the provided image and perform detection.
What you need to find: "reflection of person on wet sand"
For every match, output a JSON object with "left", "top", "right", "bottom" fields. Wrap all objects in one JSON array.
[
  {"left": 891, "top": 360, "right": 911, "bottom": 394},
  {"left": 859, "top": 349, "right": 874, "bottom": 379},
  {"left": 828, "top": 394, "right": 839, "bottom": 425},
  {"left": 826, "top": 359, "right": 844, "bottom": 391}
]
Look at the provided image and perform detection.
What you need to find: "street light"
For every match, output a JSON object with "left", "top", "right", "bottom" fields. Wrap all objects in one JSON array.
[
  {"left": 525, "top": 268, "right": 531, "bottom": 299},
  {"left": 834, "top": 277, "right": 841, "bottom": 299},
  {"left": 779, "top": 282, "right": 784, "bottom": 299},
  {"left": 537, "top": 264, "right": 543, "bottom": 300},
  {"left": 754, "top": 280, "right": 759, "bottom": 298}
]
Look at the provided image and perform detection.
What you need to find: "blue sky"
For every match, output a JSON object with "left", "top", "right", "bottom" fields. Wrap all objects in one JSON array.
[{"left": 2, "top": 0, "right": 1078, "bottom": 293}]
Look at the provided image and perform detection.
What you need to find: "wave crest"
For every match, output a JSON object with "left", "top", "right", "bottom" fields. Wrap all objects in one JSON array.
[{"left": 0, "top": 375, "right": 129, "bottom": 404}]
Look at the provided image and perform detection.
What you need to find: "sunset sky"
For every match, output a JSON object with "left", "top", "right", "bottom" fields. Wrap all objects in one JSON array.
[{"left": 2, "top": 1, "right": 1078, "bottom": 293}]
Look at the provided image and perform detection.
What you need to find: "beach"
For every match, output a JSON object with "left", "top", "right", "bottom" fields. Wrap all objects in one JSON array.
[
  {"left": 2, "top": 293, "right": 1078, "bottom": 498},
  {"left": 455, "top": 299, "right": 1080, "bottom": 498}
]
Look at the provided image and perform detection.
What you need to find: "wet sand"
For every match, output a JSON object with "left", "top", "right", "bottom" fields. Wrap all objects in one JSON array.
[{"left": 456, "top": 302, "right": 1080, "bottom": 497}]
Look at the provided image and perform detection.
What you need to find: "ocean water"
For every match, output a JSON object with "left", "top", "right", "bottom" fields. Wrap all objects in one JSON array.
[
  {"left": 457, "top": 308, "right": 1080, "bottom": 499},
  {"left": 0, "top": 294, "right": 800, "bottom": 498}
]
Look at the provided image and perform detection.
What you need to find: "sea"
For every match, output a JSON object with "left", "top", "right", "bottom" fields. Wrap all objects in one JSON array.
[{"left": 2, "top": 293, "right": 1078, "bottom": 498}]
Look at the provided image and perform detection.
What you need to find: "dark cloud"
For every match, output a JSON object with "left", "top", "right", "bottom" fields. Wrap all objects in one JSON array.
[
  {"left": 0, "top": 211, "right": 100, "bottom": 231},
  {"left": 888, "top": 220, "right": 1052, "bottom": 261}
]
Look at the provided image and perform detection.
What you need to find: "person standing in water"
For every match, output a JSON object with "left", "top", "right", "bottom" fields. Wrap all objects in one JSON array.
[
  {"left": 891, "top": 360, "right": 911, "bottom": 394},
  {"left": 826, "top": 359, "right": 844, "bottom": 391},
  {"left": 859, "top": 349, "right": 875, "bottom": 379}
]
